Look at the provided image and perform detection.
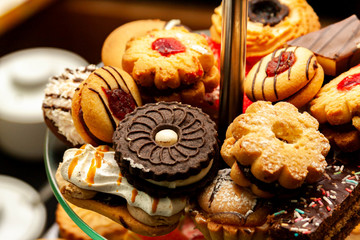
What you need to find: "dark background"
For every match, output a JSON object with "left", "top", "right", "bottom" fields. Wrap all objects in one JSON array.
[{"left": 0, "top": 0, "right": 359, "bottom": 237}]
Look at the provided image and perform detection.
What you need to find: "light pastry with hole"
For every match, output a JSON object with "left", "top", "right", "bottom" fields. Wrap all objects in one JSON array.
[{"left": 221, "top": 101, "right": 330, "bottom": 197}]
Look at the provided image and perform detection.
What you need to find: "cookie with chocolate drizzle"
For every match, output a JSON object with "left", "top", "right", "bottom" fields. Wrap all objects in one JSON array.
[
  {"left": 72, "top": 66, "right": 142, "bottom": 146},
  {"left": 113, "top": 101, "right": 219, "bottom": 198},
  {"left": 245, "top": 46, "right": 324, "bottom": 108}
]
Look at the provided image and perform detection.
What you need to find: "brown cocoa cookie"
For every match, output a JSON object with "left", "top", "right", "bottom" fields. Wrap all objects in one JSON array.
[
  {"left": 245, "top": 46, "right": 324, "bottom": 108},
  {"left": 72, "top": 66, "right": 142, "bottom": 145},
  {"left": 113, "top": 101, "right": 219, "bottom": 198}
]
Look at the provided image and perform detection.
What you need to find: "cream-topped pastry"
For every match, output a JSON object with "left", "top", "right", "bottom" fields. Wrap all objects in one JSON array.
[
  {"left": 59, "top": 144, "right": 186, "bottom": 217},
  {"left": 42, "top": 65, "right": 96, "bottom": 146}
]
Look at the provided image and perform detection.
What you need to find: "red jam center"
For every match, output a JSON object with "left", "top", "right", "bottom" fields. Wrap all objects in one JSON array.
[
  {"left": 151, "top": 37, "right": 186, "bottom": 57},
  {"left": 266, "top": 51, "right": 295, "bottom": 77},
  {"left": 337, "top": 73, "right": 360, "bottom": 91},
  {"left": 103, "top": 88, "right": 136, "bottom": 120}
]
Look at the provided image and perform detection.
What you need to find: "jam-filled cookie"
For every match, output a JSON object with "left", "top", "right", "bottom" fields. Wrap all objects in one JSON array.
[
  {"left": 72, "top": 66, "right": 142, "bottom": 146},
  {"left": 310, "top": 64, "right": 360, "bottom": 152},
  {"left": 42, "top": 65, "right": 96, "bottom": 147},
  {"left": 210, "top": 0, "right": 320, "bottom": 61},
  {"left": 221, "top": 101, "right": 330, "bottom": 197},
  {"left": 189, "top": 169, "right": 271, "bottom": 240},
  {"left": 102, "top": 19, "right": 167, "bottom": 69},
  {"left": 113, "top": 102, "right": 219, "bottom": 198},
  {"left": 245, "top": 46, "right": 324, "bottom": 108},
  {"left": 122, "top": 27, "right": 220, "bottom": 106}
]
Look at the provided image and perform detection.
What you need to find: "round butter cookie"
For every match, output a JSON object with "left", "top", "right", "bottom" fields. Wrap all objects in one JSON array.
[
  {"left": 310, "top": 64, "right": 360, "bottom": 152},
  {"left": 121, "top": 27, "right": 220, "bottom": 106},
  {"left": 72, "top": 66, "right": 142, "bottom": 146},
  {"left": 245, "top": 46, "right": 324, "bottom": 108},
  {"left": 102, "top": 19, "right": 167, "bottom": 69},
  {"left": 113, "top": 101, "right": 219, "bottom": 198},
  {"left": 210, "top": 0, "right": 320, "bottom": 60},
  {"left": 221, "top": 101, "right": 330, "bottom": 197}
]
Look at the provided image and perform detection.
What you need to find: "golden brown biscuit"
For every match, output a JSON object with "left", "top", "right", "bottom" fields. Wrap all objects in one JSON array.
[
  {"left": 245, "top": 46, "right": 323, "bottom": 108},
  {"left": 211, "top": 0, "right": 320, "bottom": 59},
  {"left": 189, "top": 169, "right": 270, "bottom": 240},
  {"left": 56, "top": 202, "right": 130, "bottom": 240},
  {"left": 221, "top": 101, "right": 330, "bottom": 195},
  {"left": 310, "top": 64, "right": 360, "bottom": 152},
  {"left": 72, "top": 66, "right": 142, "bottom": 145},
  {"left": 101, "top": 19, "right": 167, "bottom": 69},
  {"left": 122, "top": 26, "right": 220, "bottom": 106}
]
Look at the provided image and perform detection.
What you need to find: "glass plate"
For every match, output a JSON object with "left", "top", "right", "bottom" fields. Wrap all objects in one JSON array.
[{"left": 44, "top": 129, "right": 106, "bottom": 240}]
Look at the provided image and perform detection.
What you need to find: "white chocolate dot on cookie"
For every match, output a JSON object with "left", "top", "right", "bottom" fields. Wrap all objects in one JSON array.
[{"left": 155, "top": 129, "right": 178, "bottom": 146}]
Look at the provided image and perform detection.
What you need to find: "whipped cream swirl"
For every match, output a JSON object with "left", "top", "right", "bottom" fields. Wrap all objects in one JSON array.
[{"left": 59, "top": 144, "right": 187, "bottom": 217}]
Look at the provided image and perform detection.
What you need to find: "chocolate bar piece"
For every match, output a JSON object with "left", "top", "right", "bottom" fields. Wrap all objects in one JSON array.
[
  {"left": 269, "top": 150, "right": 360, "bottom": 240},
  {"left": 288, "top": 15, "right": 360, "bottom": 76}
]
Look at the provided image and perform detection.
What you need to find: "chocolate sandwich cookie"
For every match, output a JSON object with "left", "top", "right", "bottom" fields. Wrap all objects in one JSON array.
[{"left": 113, "top": 101, "right": 219, "bottom": 198}]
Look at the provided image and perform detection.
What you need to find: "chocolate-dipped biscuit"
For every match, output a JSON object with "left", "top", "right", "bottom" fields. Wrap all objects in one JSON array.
[{"left": 113, "top": 101, "right": 219, "bottom": 198}]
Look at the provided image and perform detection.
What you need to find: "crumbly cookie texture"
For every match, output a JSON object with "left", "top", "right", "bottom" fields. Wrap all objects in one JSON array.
[
  {"left": 210, "top": 0, "right": 320, "bottom": 59},
  {"left": 310, "top": 64, "right": 360, "bottom": 126},
  {"left": 221, "top": 101, "right": 330, "bottom": 190},
  {"left": 122, "top": 27, "right": 219, "bottom": 105}
]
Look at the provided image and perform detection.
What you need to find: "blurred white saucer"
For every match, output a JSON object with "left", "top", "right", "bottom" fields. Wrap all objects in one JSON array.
[
  {"left": 0, "top": 47, "right": 88, "bottom": 161},
  {"left": 0, "top": 175, "right": 46, "bottom": 240}
]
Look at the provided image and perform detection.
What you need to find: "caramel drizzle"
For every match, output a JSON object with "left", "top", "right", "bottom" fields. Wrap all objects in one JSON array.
[
  {"left": 85, "top": 148, "right": 104, "bottom": 186},
  {"left": 67, "top": 145, "right": 86, "bottom": 179},
  {"left": 117, "top": 172, "right": 122, "bottom": 186},
  {"left": 152, "top": 198, "right": 160, "bottom": 213},
  {"left": 131, "top": 189, "right": 138, "bottom": 203}
]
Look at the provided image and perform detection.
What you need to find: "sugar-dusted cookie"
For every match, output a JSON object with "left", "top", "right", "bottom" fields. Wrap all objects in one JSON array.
[
  {"left": 245, "top": 46, "right": 324, "bottom": 108},
  {"left": 122, "top": 27, "right": 220, "bottom": 106},
  {"left": 310, "top": 64, "right": 360, "bottom": 152},
  {"left": 221, "top": 101, "right": 330, "bottom": 196},
  {"left": 189, "top": 169, "right": 271, "bottom": 240},
  {"left": 72, "top": 66, "right": 142, "bottom": 145},
  {"left": 113, "top": 102, "right": 219, "bottom": 198}
]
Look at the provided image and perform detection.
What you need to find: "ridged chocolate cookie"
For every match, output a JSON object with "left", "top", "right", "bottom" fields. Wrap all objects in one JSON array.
[{"left": 113, "top": 101, "right": 219, "bottom": 198}]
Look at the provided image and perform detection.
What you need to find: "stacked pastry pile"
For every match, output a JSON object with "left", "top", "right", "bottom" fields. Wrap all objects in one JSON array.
[{"left": 41, "top": 0, "right": 360, "bottom": 239}]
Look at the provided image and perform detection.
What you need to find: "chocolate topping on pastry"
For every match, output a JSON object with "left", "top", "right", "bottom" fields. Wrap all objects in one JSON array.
[
  {"left": 113, "top": 101, "right": 219, "bottom": 197},
  {"left": 248, "top": 0, "right": 289, "bottom": 26}
]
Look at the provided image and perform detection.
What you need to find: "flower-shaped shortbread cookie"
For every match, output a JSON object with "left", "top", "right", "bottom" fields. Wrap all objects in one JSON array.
[
  {"left": 310, "top": 65, "right": 360, "bottom": 126},
  {"left": 221, "top": 101, "right": 330, "bottom": 191},
  {"left": 122, "top": 27, "right": 219, "bottom": 105}
]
